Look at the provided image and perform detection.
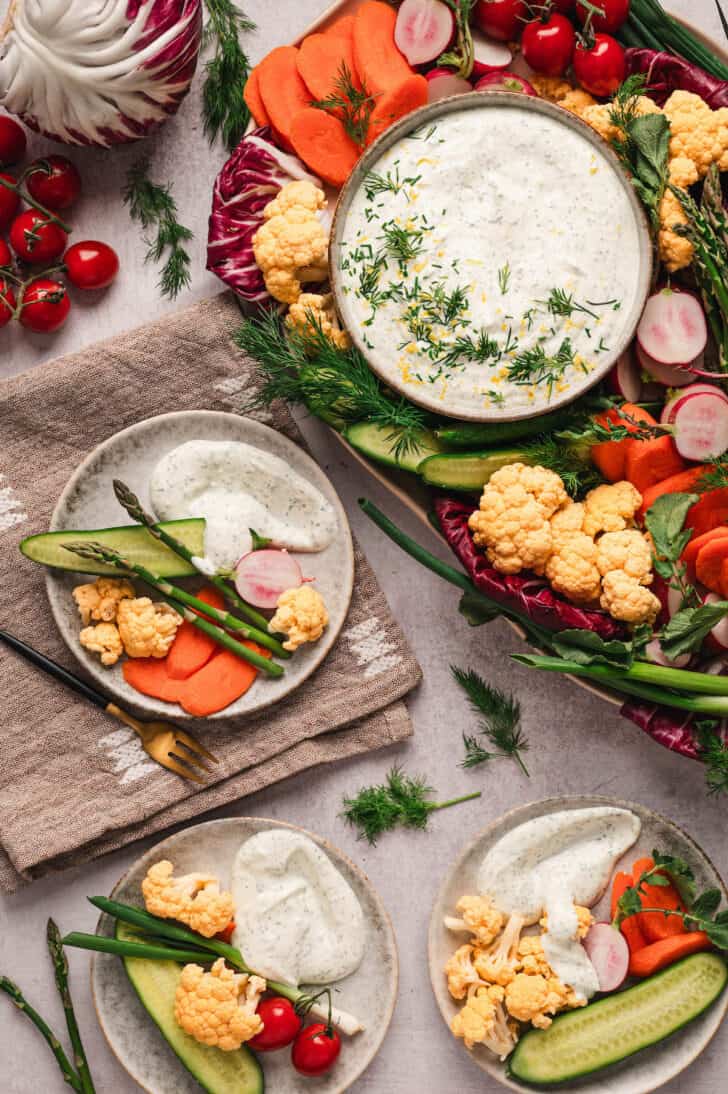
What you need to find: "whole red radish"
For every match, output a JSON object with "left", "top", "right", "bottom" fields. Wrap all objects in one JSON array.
[
  {"left": 573, "top": 33, "right": 626, "bottom": 96},
  {"left": 0, "top": 173, "right": 19, "bottom": 230},
  {"left": 0, "top": 278, "right": 15, "bottom": 326},
  {"left": 522, "top": 14, "right": 575, "bottom": 76},
  {"left": 64, "top": 241, "right": 119, "bottom": 289},
  {"left": 26, "top": 155, "right": 82, "bottom": 211},
  {"left": 19, "top": 278, "right": 70, "bottom": 332},
  {"left": 10, "top": 210, "right": 67, "bottom": 264},
  {"left": 291, "top": 1023, "right": 341, "bottom": 1076},
  {"left": 576, "top": 0, "right": 630, "bottom": 33},
  {"left": 249, "top": 998, "right": 302, "bottom": 1052},
  {"left": 474, "top": 0, "right": 527, "bottom": 42},
  {"left": 0, "top": 116, "right": 26, "bottom": 165},
  {"left": 394, "top": 0, "right": 455, "bottom": 66}
]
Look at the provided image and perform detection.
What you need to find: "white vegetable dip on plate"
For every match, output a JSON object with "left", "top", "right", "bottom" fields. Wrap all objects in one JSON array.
[
  {"left": 477, "top": 807, "right": 641, "bottom": 1000},
  {"left": 231, "top": 829, "right": 367, "bottom": 987},
  {"left": 336, "top": 100, "right": 645, "bottom": 419},
  {"left": 149, "top": 440, "right": 338, "bottom": 571}
]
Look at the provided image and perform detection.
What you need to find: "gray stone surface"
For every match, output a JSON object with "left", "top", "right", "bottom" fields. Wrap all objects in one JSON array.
[{"left": 1, "top": 2, "right": 726, "bottom": 1091}]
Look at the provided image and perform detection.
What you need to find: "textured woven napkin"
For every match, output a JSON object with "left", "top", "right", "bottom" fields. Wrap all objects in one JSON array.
[{"left": 0, "top": 292, "right": 420, "bottom": 891}]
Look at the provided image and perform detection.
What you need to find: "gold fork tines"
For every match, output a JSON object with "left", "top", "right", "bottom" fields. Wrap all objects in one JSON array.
[{"left": 106, "top": 704, "right": 219, "bottom": 785}]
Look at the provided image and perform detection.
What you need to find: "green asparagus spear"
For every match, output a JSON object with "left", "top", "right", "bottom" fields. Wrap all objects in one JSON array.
[
  {"left": 47, "top": 920, "right": 96, "bottom": 1094},
  {"left": 0, "top": 976, "right": 83, "bottom": 1092}
]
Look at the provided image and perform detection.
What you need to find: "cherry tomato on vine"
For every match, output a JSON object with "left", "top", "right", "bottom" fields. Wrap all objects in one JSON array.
[
  {"left": 291, "top": 1023, "right": 341, "bottom": 1076},
  {"left": 0, "top": 116, "right": 26, "bottom": 165},
  {"left": 9, "top": 210, "right": 68, "bottom": 265},
  {"left": 573, "top": 33, "right": 627, "bottom": 96},
  {"left": 521, "top": 14, "right": 576, "bottom": 76},
  {"left": 19, "top": 278, "right": 70, "bottom": 332},
  {"left": 0, "top": 238, "right": 11, "bottom": 267},
  {"left": 26, "top": 155, "right": 82, "bottom": 211},
  {"left": 249, "top": 997, "right": 302, "bottom": 1052},
  {"left": 552, "top": 0, "right": 576, "bottom": 11},
  {"left": 0, "top": 172, "right": 19, "bottom": 230},
  {"left": 64, "top": 240, "right": 119, "bottom": 290},
  {"left": 474, "top": 0, "right": 527, "bottom": 42},
  {"left": 576, "top": 0, "right": 630, "bottom": 33},
  {"left": 0, "top": 278, "right": 15, "bottom": 327}
]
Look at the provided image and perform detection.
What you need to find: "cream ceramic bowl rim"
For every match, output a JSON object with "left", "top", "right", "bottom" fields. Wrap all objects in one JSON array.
[
  {"left": 330, "top": 91, "right": 654, "bottom": 423},
  {"left": 91, "top": 815, "right": 400, "bottom": 1094},
  {"left": 427, "top": 794, "right": 728, "bottom": 1094}
]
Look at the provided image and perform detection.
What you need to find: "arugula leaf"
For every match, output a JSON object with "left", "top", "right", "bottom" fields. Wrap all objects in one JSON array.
[
  {"left": 609, "top": 82, "right": 671, "bottom": 230},
  {"left": 645, "top": 493, "right": 698, "bottom": 563},
  {"left": 690, "top": 889, "right": 723, "bottom": 921},
  {"left": 458, "top": 590, "right": 499, "bottom": 627},
  {"left": 550, "top": 628, "right": 635, "bottom": 668},
  {"left": 660, "top": 601, "right": 728, "bottom": 658},
  {"left": 651, "top": 850, "right": 697, "bottom": 907}
]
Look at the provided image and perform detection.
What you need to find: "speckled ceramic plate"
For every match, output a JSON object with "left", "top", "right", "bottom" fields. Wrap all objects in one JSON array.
[
  {"left": 92, "top": 817, "right": 398, "bottom": 1094},
  {"left": 47, "top": 410, "right": 354, "bottom": 719},
  {"left": 428, "top": 796, "right": 728, "bottom": 1094}
]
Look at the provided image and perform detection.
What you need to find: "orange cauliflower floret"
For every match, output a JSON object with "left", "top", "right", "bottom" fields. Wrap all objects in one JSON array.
[
  {"left": 252, "top": 181, "right": 328, "bottom": 304},
  {"left": 117, "top": 597, "right": 182, "bottom": 659},
  {"left": 268, "top": 585, "right": 328, "bottom": 652},
  {"left": 515, "top": 938, "right": 588, "bottom": 1016},
  {"left": 72, "top": 577, "right": 135, "bottom": 625},
  {"left": 582, "top": 481, "right": 642, "bottom": 538},
  {"left": 600, "top": 570, "right": 661, "bottom": 625},
  {"left": 473, "top": 913, "right": 526, "bottom": 987},
  {"left": 444, "top": 894, "right": 505, "bottom": 948},
  {"left": 468, "top": 464, "right": 569, "bottom": 576},
  {"left": 659, "top": 155, "right": 700, "bottom": 271},
  {"left": 79, "top": 622, "right": 123, "bottom": 666},
  {"left": 142, "top": 860, "right": 234, "bottom": 938},
  {"left": 596, "top": 529, "right": 653, "bottom": 583},
  {"left": 174, "top": 959, "right": 266, "bottom": 1051},
  {"left": 450, "top": 984, "right": 517, "bottom": 1056},
  {"left": 550, "top": 502, "right": 586, "bottom": 544},
  {"left": 505, "top": 972, "right": 566, "bottom": 1029},
  {"left": 530, "top": 75, "right": 574, "bottom": 102},
  {"left": 445, "top": 944, "right": 485, "bottom": 1000},
  {"left": 545, "top": 531, "right": 602, "bottom": 605},
  {"left": 663, "top": 90, "right": 728, "bottom": 178},
  {"left": 286, "top": 292, "right": 350, "bottom": 350}
]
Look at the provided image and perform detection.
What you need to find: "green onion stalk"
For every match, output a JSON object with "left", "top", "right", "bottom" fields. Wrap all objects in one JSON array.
[{"left": 620, "top": 0, "right": 728, "bottom": 79}]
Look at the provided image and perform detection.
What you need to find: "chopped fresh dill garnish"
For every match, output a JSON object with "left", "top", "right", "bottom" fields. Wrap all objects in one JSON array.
[
  {"left": 452, "top": 666, "right": 529, "bottom": 776},
  {"left": 380, "top": 218, "right": 427, "bottom": 272},
  {"left": 310, "top": 63, "right": 377, "bottom": 148},
  {"left": 487, "top": 389, "right": 506, "bottom": 406},
  {"left": 522, "top": 433, "right": 603, "bottom": 497},
  {"left": 364, "top": 167, "right": 421, "bottom": 202},
  {"left": 498, "top": 262, "right": 511, "bottom": 295},
  {"left": 435, "top": 329, "right": 500, "bottom": 370},
  {"left": 507, "top": 338, "right": 576, "bottom": 393},
  {"left": 539, "top": 287, "right": 600, "bottom": 321},
  {"left": 595, "top": 336, "right": 610, "bottom": 353}
]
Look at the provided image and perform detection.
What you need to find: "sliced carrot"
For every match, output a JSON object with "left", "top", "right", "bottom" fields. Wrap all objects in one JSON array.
[
  {"left": 177, "top": 643, "right": 270, "bottom": 717},
  {"left": 682, "top": 526, "right": 728, "bottom": 582},
  {"left": 166, "top": 586, "right": 226, "bottom": 681},
  {"left": 695, "top": 537, "right": 728, "bottom": 596},
  {"left": 289, "top": 107, "right": 360, "bottom": 187},
  {"left": 122, "top": 658, "right": 184, "bottom": 703},
  {"left": 611, "top": 871, "right": 632, "bottom": 920},
  {"left": 611, "top": 871, "right": 649, "bottom": 953},
  {"left": 638, "top": 466, "right": 712, "bottom": 522},
  {"left": 326, "top": 13, "right": 355, "bottom": 39},
  {"left": 628, "top": 932, "right": 712, "bottom": 978},
  {"left": 257, "top": 46, "right": 311, "bottom": 151},
  {"left": 686, "top": 486, "right": 728, "bottom": 538},
  {"left": 590, "top": 404, "right": 658, "bottom": 483},
  {"left": 297, "top": 32, "right": 360, "bottom": 101},
  {"left": 624, "top": 434, "right": 686, "bottom": 495},
  {"left": 243, "top": 66, "right": 270, "bottom": 128},
  {"left": 365, "top": 74, "right": 429, "bottom": 145},
  {"left": 352, "top": 0, "right": 413, "bottom": 94}
]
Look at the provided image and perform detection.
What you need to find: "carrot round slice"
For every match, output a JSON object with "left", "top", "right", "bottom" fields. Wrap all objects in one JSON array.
[
  {"left": 353, "top": 1, "right": 413, "bottom": 94},
  {"left": 178, "top": 643, "right": 270, "bottom": 717},
  {"left": 683, "top": 526, "right": 728, "bottom": 582},
  {"left": 166, "top": 586, "right": 226, "bottom": 681},
  {"left": 696, "top": 536, "right": 728, "bottom": 595},
  {"left": 289, "top": 107, "right": 360, "bottom": 187},
  {"left": 122, "top": 658, "right": 184, "bottom": 703},
  {"left": 366, "top": 74, "right": 428, "bottom": 145},
  {"left": 297, "top": 32, "right": 360, "bottom": 101},
  {"left": 326, "top": 14, "right": 356, "bottom": 39},
  {"left": 257, "top": 46, "right": 311, "bottom": 150},
  {"left": 243, "top": 66, "right": 270, "bottom": 128}
]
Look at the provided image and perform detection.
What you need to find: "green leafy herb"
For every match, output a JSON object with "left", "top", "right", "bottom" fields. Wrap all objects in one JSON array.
[
  {"left": 644, "top": 491, "right": 700, "bottom": 607},
  {"left": 310, "top": 63, "right": 377, "bottom": 149},
  {"left": 550, "top": 628, "right": 636, "bottom": 669},
  {"left": 660, "top": 601, "right": 728, "bottom": 659},
  {"left": 507, "top": 338, "right": 578, "bottom": 394},
  {"left": 381, "top": 218, "right": 428, "bottom": 272},
  {"left": 202, "top": 0, "right": 255, "bottom": 150},
  {"left": 539, "top": 287, "right": 600, "bottom": 321},
  {"left": 363, "top": 167, "right": 421, "bottom": 201},
  {"left": 434, "top": 329, "right": 501, "bottom": 370},
  {"left": 451, "top": 666, "right": 529, "bottom": 775},
  {"left": 609, "top": 76, "right": 671, "bottom": 230},
  {"left": 697, "top": 721, "right": 728, "bottom": 796},
  {"left": 519, "top": 433, "right": 603, "bottom": 498},
  {"left": 498, "top": 262, "right": 511, "bottom": 295},
  {"left": 123, "top": 159, "right": 193, "bottom": 300},
  {"left": 341, "top": 765, "right": 481, "bottom": 844}
]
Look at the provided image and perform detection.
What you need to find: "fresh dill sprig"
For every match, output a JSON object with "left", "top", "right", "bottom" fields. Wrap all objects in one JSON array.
[
  {"left": 498, "top": 263, "right": 511, "bottom": 295},
  {"left": 435, "top": 329, "right": 500, "bottom": 370},
  {"left": 341, "top": 765, "right": 481, "bottom": 844},
  {"left": 123, "top": 159, "right": 193, "bottom": 300},
  {"left": 234, "top": 308, "right": 429, "bottom": 458},
  {"left": 539, "top": 287, "right": 600, "bottom": 321},
  {"left": 697, "top": 721, "right": 728, "bottom": 796},
  {"left": 418, "top": 281, "right": 470, "bottom": 327},
  {"left": 452, "top": 666, "right": 530, "bottom": 775},
  {"left": 507, "top": 338, "right": 577, "bottom": 393},
  {"left": 522, "top": 433, "right": 604, "bottom": 497},
  {"left": 310, "top": 63, "right": 377, "bottom": 149},
  {"left": 381, "top": 219, "right": 426, "bottom": 272},
  {"left": 202, "top": 0, "right": 256, "bottom": 150},
  {"left": 364, "top": 167, "right": 421, "bottom": 202}
]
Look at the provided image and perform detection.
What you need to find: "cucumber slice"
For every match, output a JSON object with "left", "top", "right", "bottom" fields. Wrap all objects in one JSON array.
[
  {"left": 344, "top": 422, "right": 445, "bottom": 473},
  {"left": 20, "top": 520, "right": 205, "bottom": 578},
  {"left": 509, "top": 952, "right": 728, "bottom": 1086},
  {"left": 116, "top": 921, "right": 264, "bottom": 1094},
  {"left": 436, "top": 408, "right": 574, "bottom": 449},
  {"left": 419, "top": 448, "right": 529, "bottom": 491}
]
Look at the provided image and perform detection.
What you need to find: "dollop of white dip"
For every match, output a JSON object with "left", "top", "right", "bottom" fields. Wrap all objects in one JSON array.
[
  {"left": 231, "top": 830, "right": 366, "bottom": 987},
  {"left": 477, "top": 807, "right": 641, "bottom": 1000},
  {"left": 149, "top": 440, "right": 338, "bottom": 572}
]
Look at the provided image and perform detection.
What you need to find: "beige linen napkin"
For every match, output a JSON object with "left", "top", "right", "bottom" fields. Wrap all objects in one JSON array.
[{"left": 0, "top": 292, "right": 421, "bottom": 891}]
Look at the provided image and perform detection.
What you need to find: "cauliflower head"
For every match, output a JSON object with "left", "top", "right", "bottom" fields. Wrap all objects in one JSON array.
[
  {"left": 600, "top": 570, "right": 661, "bottom": 625},
  {"left": 269, "top": 585, "right": 328, "bottom": 652},
  {"left": 444, "top": 894, "right": 505, "bottom": 948},
  {"left": 142, "top": 860, "right": 235, "bottom": 938},
  {"left": 286, "top": 292, "right": 350, "bottom": 350},
  {"left": 550, "top": 502, "right": 586, "bottom": 544},
  {"left": 545, "top": 531, "right": 602, "bottom": 605},
  {"left": 79, "top": 622, "right": 123, "bottom": 667},
  {"left": 174, "top": 959, "right": 266, "bottom": 1051},
  {"left": 663, "top": 90, "right": 728, "bottom": 178},
  {"left": 117, "top": 597, "right": 182, "bottom": 659},
  {"left": 72, "top": 577, "right": 135, "bottom": 625},
  {"left": 505, "top": 973, "right": 565, "bottom": 1029},
  {"left": 445, "top": 944, "right": 484, "bottom": 1000},
  {"left": 582, "top": 481, "right": 642, "bottom": 538},
  {"left": 473, "top": 913, "right": 526, "bottom": 987},
  {"left": 469, "top": 464, "right": 569, "bottom": 575},
  {"left": 596, "top": 529, "right": 653, "bottom": 583},
  {"left": 450, "top": 984, "right": 517, "bottom": 1056},
  {"left": 253, "top": 181, "right": 328, "bottom": 304}
]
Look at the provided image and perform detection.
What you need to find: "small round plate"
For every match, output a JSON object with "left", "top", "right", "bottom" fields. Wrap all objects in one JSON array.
[
  {"left": 47, "top": 410, "right": 354, "bottom": 719},
  {"left": 92, "top": 817, "right": 398, "bottom": 1094},
  {"left": 428, "top": 795, "right": 728, "bottom": 1094}
]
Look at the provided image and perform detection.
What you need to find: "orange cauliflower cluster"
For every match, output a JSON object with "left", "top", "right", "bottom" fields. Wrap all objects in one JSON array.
[
  {"left": 286, "top": 292, "right": 350, "bottom": 350},
  {"left": 252, "top": 180, "right": 328, "bottom": 304},
  {"left": 174, "top": 959, "right": 266, "bottom": 1051},
  {"left": 269, "top": 585, "right": 329, "bottom": 652},
  {"left": 72, "top": 577, "right": 182, "bottom": 667},
  {"left": 142, "top": 860, "right": 235, "bottom": 938},
  {"left": 72, "top": 577, "right": 135, "bottom": 625},
  {"left": 116, "top": 597, "right": 182, "bottom": 659}
]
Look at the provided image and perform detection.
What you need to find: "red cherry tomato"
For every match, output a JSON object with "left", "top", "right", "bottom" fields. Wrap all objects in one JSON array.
[
  {"left": 19, "top": 278, "right": 70, "bottom": 332},
  {"left": 9, "top": 210, "right": 67, "bottom": 265},
  {"left": 0, "top": 173, "right": 19, "bottom": 230},
  {"left": 249, "top": 997, "right": 302, "bottom": 1052},
  {"left": 291, "top": 1023, "right": 341, "bottom": 1077},
  {"left": 0, "top": 238, "right": 11, "bottom": 267},
  {"left": 64, "top": 240, "right": 119, "bottom": 289},
  {"left": 26, "top": 155, "right": 82, "bottom": 211},
  {"left": 576, "top": 0, "right": 630, "bottom": 33},
  {"left": 573, "top": 33, "right": 627, "bottom": 97},
  {"left": 0, "top": 278, "right": 15, "bottom": 327},
  {"left": 552, "top": 0, "right": 576, "bottom": 11},
  {"left": 521, "top": 14, "right": 576, "bottom": 76},
  {"left": 0, "top": 116, "right": 26, "bottom": 165},
  {"left": 474, "top": 0, "right": 527, "bottom": 41}
]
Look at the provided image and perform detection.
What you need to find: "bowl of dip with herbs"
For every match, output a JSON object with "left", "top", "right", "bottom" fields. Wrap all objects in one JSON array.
[{"left": 330, "top": 93, "right": 652, "bottom": 422}]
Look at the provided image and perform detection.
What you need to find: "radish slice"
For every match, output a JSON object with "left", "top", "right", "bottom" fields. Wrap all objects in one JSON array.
[
  {"left": 660, "top": 383, "right": 728, "bottom": 425},
  {"left": 645, "top": 637, "right": 691, "bottom": 669},
  {"left": 636, "top": 342, "right": 695, "bottom": 388},
  {"left": 582, "top": 923, "right": 629, "bottom": 993},
  {"left": 703, "top": 593, "right": 728, "bottom": 652},
  {"left": 673, "top": 391, "right": 728, "bottom": 460},
  {"left": 637, "top": 288, "right": 708, "bottom": 366},
  {"left": 426, "top": 69, "right": 472, "bottom": 101},
  {"left": 606, "top": 349, "right": 642, "bottom": 402},
  {"left": 474, "top": 71, "right": 537, "bottom": 95},
  {"left": 394, "top": 0, "right": 455, "bottom": 66},
  {"left": 471, "top": 30, "right": 512, "bottom": 76},
  {"left": 667, "top": 583, "right": 684, "bottom": 620},
  {"left": 234, "top": 549, "right": 303, "bottom": 610}
]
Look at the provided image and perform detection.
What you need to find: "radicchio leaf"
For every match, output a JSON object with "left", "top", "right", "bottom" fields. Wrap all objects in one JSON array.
[{"left": 626, "top": 48, "right": 728, "bottom": 109}]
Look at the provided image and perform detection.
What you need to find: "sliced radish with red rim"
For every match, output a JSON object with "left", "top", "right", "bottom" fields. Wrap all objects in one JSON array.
[
  {"left": 582, "top": 923, "right": 629, "bottom": 992},
  {"left": 636, "top": 342, "right": 695, "bottom": 388},
  {"left": 234, "top": 549, "right": 304, "bottom": 610},
  {"left": 672, "top": 390, "right": 728, "bottom": 460},
  {"left": 474, "top": 71, "right": 537, "bottom": 95},
  {"left": 644, "top": 636, "right": 691, "bottom": 669},
  {"left": 471, "top": 31, "right": 512, "bottom": 75},
  {"left": 660, "top": 383, "right": 728, "bottom": 425},
  {"left": 637, "top": 288, "right": 708, "bottom": 366},
  {"left": 606, "top": 348, "right": 642, "bottom": 402},
  {"left": 426, "top": 69, "right": 472, "bottom": 101},
  {"left": 703, "top": 592, "right": 728, "bottom": 652},
  {"left": 394, "top": 0, "right": 455, "bottom": 66}
]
